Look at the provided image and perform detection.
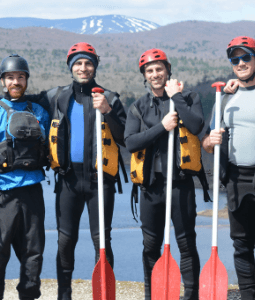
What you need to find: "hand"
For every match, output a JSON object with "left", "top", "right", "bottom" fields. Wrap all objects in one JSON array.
[
  {"left": 209, "top": 128, "right": 225, "bottom": 146},
  {"left": 92, "top": 92, "right": 112, "bottom": 114},
  {"left": 223, "top": 79, "right": 239, "bottom": 94},
  {"left": 165, "top": 79, "right": 184, "bottom": 98},
  {"left": 162, "top": 111, "right": 178, "bottom": 131}
]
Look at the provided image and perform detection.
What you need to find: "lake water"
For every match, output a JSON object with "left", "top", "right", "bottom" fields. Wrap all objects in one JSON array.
[{"left": 5, "top": 169, "right": 238, "bottom": 284}]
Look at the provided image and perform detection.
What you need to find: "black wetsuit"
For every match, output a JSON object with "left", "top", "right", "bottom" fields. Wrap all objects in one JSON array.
[
  {"left": 124, "top": 89, "right": 204, "bottom": 300},
  {"left": 33, "top": 80, "right": 126, "bottom": 300}
]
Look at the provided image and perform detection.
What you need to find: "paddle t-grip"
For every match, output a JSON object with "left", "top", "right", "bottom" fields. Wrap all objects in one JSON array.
[
  {"left": 211, "top": 82, "right": 226, "bottom": 92},
  {"left": 92, "top": 87, "right": 104, "bottom": 94}
]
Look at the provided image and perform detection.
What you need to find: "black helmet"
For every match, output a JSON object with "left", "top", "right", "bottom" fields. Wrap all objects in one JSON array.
[{"left": 0, "top": 54, "right": 30, "bottom": 78}]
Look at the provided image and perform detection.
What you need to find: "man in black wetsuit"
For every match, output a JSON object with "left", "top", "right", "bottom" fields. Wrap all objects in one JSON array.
[
  {"left": 124, "top": 49, "right": 205, "bottom": 300},
  {"left": 36, "top": 42, "right": 126, "bottom": 300}
]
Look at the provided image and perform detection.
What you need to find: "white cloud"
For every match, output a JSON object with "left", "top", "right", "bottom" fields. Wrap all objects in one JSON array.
[{"left": 0, "top": 0, "right": 254, "bottom": 25}]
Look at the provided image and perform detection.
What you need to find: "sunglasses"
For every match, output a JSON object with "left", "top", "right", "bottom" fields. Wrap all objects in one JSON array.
[{"left": 229, "top": 53, "right": 255, "bottom": 66}]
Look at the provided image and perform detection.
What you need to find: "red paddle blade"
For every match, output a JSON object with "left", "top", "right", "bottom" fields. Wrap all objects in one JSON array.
[
  {"left": 151, "top": 245, "right": 181, "bottom": 300},
  {"left": 199, "top": 246, "right": 228, "bottom": 300},
  {"left": 92, "top": 249, "right": 115, "bottom": 300}
]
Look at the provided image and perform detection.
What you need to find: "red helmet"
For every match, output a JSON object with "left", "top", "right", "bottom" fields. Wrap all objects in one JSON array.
[
  {"left": 227, "top": 36, "right": 255, "bottom": 58},
  {"left": 67, "top": 42, "right": 99, "bottom": 64},
  {"left": 139, "top": 48, "right": 171, "bottom": 73}
]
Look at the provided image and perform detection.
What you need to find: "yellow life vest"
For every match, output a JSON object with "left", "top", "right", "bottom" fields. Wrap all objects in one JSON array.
[
  {"left": 95, "top": 122, "right": 119, "bottom": 178},
  {"left": 178, "top": 120, "right": 202, "bottom": 172},
  {"left": 48, "top": 87, "right": 65, "bottom": 171},
  {"left": 129, "top": 105, "right": 152, "bottom": 186}
]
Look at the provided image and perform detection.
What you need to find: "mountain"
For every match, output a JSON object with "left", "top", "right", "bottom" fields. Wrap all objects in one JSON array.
[{"left": 0, "top": 15, "right": 160, "bottom": 34}]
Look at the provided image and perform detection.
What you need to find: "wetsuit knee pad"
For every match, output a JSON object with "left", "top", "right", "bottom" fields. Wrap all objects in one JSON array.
[
  {"left": 177, "top": 236, "right": 197, "bottom": 255},
  {"left": 58, "top": 232, "right": 76, "bottom": 270},
  {"left": 233, "top": 239, "right": 255, "bottom": 282},
  {"left": 142, "top": 231, "right": 162, "bottom": 257}
]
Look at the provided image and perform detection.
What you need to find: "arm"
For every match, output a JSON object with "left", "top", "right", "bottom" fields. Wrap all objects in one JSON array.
[
  {"left": 124, "top": 104, "right": 177, "bottom": 153},
  {"left": 25, "top": 91, "right": 51, "bottom": 114},
  {"left": 104, "top": 94, "right": 126, "bottom": 147},
  {"left": 165, "top": 79, "right": 204, "bottom": 135},
  {"left": 201, "top": 129, "right": 225, "bottom": 153},
  {"left": 124, "top": 106, "right": 164, "bottom": 153}
]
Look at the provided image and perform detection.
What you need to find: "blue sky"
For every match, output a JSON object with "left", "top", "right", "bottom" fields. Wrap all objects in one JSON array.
[{"left": 0, "top": 0, "right": 254, "bottom": 26}]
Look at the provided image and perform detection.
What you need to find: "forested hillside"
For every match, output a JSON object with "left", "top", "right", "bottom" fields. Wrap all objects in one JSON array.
[{"left": 0, "top": 20, "right": 253, "bottom": 117}]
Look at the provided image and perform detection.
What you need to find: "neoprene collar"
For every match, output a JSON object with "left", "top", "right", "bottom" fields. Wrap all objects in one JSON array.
[{"left": 73, "top": 79, "right": 96, "bottom": 104}]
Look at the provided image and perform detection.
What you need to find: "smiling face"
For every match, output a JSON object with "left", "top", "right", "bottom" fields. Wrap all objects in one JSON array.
[
  {"left": 1, "top": 71, "right": 27, "bottom": 99},
  {"left": 72, "top": 58, "right": 95, "bottom": 84},
  {"left": 144, "top": 61, "right": 168, "bottom": 96},
  {"left": 231, "top": 48, "right": 255, "bottom": 86}
]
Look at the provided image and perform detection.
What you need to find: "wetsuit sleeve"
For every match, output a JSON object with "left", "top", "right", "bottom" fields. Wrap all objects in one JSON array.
[
  {"left": 171, "top": 91, "right": 204, "bottom": 135},
  {"left": 124, "top": 105, "right": 166, "bottom": 153},
  {"left": 0, "top": 107, "right": 7, "bottom": 143},
  {"left": 25, "top": 91, "right": 51, "bottom": 114},
  {"left": 103, "top": 94, "right": 127, "bottom": 147}
]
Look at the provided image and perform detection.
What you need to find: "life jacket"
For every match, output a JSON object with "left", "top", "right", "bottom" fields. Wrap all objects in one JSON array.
[
  {"left": 48, "top": 86, "right": 65, "bottom": 172},
  {"left": 94, "top": 91, "right": 128, "bottom": 193},
  {"left": 95, "top": 122, "right": 119, "bottom": 177},
  {"left": 0, "top": 100, "right": 48, "bottom": 173},
  {"left": 48, "top": 87, "right": 128, "bottom": 192},
  {"left": 177, "top": 120, "right": 202, "bottom": 173},
  {"left": 129, "top": 105, "right": 152, "bottom": 186},
  {"left": 129, "top": 103, "right": 211, "bottom": 221}
]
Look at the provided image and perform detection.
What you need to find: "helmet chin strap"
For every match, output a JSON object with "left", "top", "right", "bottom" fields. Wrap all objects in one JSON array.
[{"left": 238, "top": 72, "right": 255, "bottom": 83}]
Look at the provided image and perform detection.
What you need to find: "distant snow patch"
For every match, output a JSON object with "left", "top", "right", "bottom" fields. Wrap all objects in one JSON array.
[
  {"left": 112, "top": 20, "right": 124, "bottom": 28},
  {"left": 90, "top": 20, "right": 94, "bottom": 28},
  {"left": 94, "top": 27, "right": 102, "bottom": 34},
  {"left": 81, "top": 20, "right": 87, "bottom": 33}
]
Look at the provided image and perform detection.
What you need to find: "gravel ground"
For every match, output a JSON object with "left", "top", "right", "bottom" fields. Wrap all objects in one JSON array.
[{"left": 3, "top": 280, "right": 241, "bottom": 300}]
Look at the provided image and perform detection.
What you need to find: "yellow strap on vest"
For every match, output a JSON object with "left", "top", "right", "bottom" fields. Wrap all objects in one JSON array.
[
  {"left": 49, "top": 118, "right": 60, "bottom": 170},
  {"left": 179, "top": 120, "right": 201, "bottom": 172},
  {"left": 130, "top": 149, "right": 146, "bottom": 185},
  {"left": 96, "top": 122, "right": 119, "bottom": 177}
]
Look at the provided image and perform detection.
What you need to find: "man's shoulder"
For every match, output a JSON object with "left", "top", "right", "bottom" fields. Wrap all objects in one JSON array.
[
  {"left": 134, "top": 93, "right": 151, "bottom": 107},
  {"left": 182, "top": 88, "right": 199, "bottom": 100},
  {"left": 47, "top": 84, "right": 72, "bottom": 99}
]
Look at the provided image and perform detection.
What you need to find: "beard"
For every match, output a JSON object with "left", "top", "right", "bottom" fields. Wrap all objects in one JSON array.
[{"left": 8, "top": 84, "right": 27, "bottom": 99}]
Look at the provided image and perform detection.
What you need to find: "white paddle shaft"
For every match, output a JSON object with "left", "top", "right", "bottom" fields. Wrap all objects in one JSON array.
[
  {"left": 212, "top": 91, "right": 221, "bottom": 247},
  {"left": 96, "top": 109, "right": 105, "bottom": 249},
  {"left": 164, "top": 99, "right": 175, "bottom": 245}
]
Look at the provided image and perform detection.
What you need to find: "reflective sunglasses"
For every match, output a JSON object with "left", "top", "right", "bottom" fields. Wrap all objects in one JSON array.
[{"left": 229, "top": 53, "right": 255, "bottom": 66}]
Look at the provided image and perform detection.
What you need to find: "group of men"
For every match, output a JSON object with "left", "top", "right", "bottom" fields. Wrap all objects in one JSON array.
[{"left": 0, "top": 35, "right": 254, "bottom": 300}]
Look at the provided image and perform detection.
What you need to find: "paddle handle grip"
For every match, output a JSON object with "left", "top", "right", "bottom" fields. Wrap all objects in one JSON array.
[{"left": 92, "top": 87, "right": 104, "bottom": 93}]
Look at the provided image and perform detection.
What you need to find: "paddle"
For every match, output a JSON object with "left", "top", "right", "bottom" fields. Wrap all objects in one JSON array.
[
  {"left": 151, "top": 99, "right": 181, "bottom": 300},
  {"left": 91, "top": 87, "right": 115, "bottom": 300},
  {"left": 199, "top": 82, "right": 228, "bottom": 300}
]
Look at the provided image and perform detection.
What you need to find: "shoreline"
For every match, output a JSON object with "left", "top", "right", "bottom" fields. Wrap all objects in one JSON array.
[
  {"left": 197, "top": 206, "right": 228, "bottom": 219},
  {"left": 3, "top": 279, "right": 238, "bottom": 300}
]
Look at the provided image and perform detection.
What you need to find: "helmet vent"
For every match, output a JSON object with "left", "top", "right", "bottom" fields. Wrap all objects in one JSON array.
[
  {"left": 71, "top": 49, "right": 77, "bottom": 52},
  {"left": 242, "top": 42, "right": 248, "bottom": 45},
  {"left": 154, "top": 55, "right": 161, "bottom": 58}
]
